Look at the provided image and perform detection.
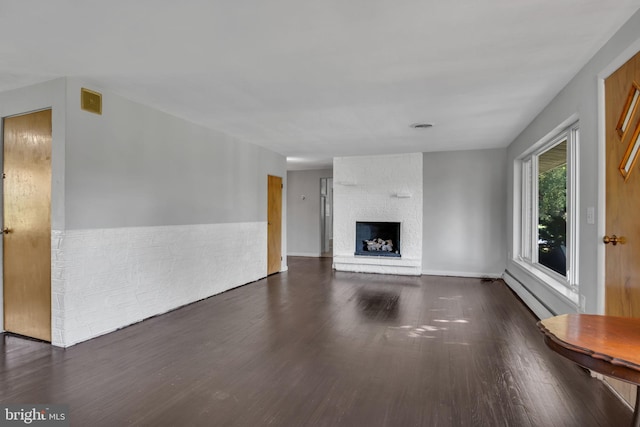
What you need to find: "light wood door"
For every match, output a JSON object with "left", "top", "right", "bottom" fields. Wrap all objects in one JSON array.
[
  {"left": 604, "top": 50, "right": 640, "bottom": 406},
  {"left": 267, "top": 175, "right": 282, "bottom": 275},
  {"left": 3, "top": 109, "right": 52, "bottom": 342}
]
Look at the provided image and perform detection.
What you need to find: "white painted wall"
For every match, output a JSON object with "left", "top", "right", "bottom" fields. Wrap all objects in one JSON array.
[
  {"left": 333, "top": 153, "right": 423, "bottom": 275},
  {"left": 422, "top": 149, "right": 507, "bottom": 278},
  {"left": 505, "top": 9, "right": 640, "bottom": 316},
  {"left": 56, "top": 222, "right": 266, "bottom": 346},
  {"left": 1, "top": 78, "right": 287, "bottom": 346},
  {"left": 287, "top": 169, "right": 332, "bottom": 257},
  {"left": 65, "top": 79, "right": 284, "bottom": 229}
]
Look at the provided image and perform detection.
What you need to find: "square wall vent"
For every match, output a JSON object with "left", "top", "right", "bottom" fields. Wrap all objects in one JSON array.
[{"left": 81, "top": 88, "right": 102, "bottom": 115}]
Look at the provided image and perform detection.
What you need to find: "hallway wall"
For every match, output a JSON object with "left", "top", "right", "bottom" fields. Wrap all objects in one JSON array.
[
  {"left": 0, "top": 78, "right": 287, "bottom": 346},
  {"left": 57, "top": 78, "right": 287, "bottom": 346}
]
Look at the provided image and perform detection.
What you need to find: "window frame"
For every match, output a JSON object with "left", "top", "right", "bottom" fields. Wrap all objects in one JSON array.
[{"left": 516, "top": 121, "right": 579, "bottom": 301}]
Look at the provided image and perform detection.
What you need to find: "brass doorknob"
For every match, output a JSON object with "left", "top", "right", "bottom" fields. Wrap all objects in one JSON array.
[
  {"left": 603, "top": 235, "right": 626, "bottom": 245},
  {"left": 2, "top": 227, "right": 11, "bottom": 234}
]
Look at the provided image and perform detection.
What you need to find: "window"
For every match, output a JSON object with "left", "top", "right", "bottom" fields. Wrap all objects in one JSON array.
[
  {"left": 538, "top": 141, "right": 567, "bottom": 275},
  {"left": 517, "top": 121, "right": 579, "bottom": 295}
]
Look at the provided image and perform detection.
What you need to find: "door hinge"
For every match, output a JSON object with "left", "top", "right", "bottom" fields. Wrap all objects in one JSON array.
[
  {"left": 281, "top": 256, "right": 283, "bottom": 260},
  {"left": 2, "top": 173, "right": 5, "bottom": 179},
  {"left": 281, "top": 183, "right": 283, "bottom": 189}
]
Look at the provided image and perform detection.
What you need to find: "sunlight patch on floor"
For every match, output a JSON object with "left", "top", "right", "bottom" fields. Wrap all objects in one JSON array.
[{"left": 386, "top": 324, "right": 447, "bottom": 339}]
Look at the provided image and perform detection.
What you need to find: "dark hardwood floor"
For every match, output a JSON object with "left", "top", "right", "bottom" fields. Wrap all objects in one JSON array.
[{"left": 0, "top": 257, "right": 632, "bottom": 426}]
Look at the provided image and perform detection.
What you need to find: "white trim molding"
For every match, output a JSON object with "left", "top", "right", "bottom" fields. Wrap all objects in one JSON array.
[
  {"left": 422, "top": 270, "right": 503, "bottom": 279},
  {"left": 287, "top": 252, "right": 322, "bottom": 258}
]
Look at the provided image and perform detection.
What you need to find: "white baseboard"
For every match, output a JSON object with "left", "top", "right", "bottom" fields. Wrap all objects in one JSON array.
[
  {"left": 503, "top": 271, "right": 554, "bottom": 319},
  {"left": 287, "top": 252, "right": 322, "bottom": 257},
  {"left": 421, "top": 269, "right": 503, "bottom": 279}
]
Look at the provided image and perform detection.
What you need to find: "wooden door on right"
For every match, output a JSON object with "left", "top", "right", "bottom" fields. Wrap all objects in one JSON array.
[{"left": 604, "top": 49, "right": 640, "bottom": 408}]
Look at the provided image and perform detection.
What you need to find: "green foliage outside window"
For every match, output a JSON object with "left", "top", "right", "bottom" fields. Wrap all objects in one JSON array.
[
  {"left": 538, "top": 164, "right": 567, "bottom": 248},
  {"left": 538, "top": 162, "right": 567, "bottom": 276}
]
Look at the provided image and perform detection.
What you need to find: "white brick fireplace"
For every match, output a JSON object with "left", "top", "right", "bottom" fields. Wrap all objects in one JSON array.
[{"left": 333, "top": 153, "right": 423, "bottom": 275}]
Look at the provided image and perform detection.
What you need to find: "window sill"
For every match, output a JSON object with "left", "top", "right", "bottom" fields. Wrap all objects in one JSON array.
[{"left": 512, "top": 259, "right": 579, "bottom": 307}]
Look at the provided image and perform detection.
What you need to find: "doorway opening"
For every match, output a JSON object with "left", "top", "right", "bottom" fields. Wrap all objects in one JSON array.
[{"left": 320, "top": 177, "right": 333, "bottom": 257}]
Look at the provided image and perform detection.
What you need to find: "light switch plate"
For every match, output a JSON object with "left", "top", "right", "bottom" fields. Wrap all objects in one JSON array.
[{"left": 586, "top": 207, "right": 595, "bottom": 225}]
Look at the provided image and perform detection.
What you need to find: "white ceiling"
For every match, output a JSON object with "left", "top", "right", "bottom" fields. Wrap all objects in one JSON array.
[{"left": 2, "top": 1, "right": 640, "bottom": 170}]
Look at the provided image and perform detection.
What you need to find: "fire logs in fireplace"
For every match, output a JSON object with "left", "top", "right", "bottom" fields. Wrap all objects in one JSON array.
[
  {"left": 363, "top": 238, "right": 394, "bottom": 252},
  {"left": 355, "top": 221, "right": 401, "bottom": 257}
]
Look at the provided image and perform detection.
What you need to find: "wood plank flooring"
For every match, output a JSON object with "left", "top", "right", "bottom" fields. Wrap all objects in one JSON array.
[{"left": 0, "top": 257, "right": 632, "bottom": 426}]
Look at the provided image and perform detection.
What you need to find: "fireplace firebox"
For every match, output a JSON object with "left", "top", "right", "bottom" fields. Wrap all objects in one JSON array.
[{"left": 355, "top": 221, "right": 401, "bottom": 257}]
